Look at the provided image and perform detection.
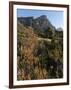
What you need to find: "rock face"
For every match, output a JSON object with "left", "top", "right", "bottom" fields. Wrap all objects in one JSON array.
[{"left": 33, "top": 15, "right": 56, "bottom": 34}]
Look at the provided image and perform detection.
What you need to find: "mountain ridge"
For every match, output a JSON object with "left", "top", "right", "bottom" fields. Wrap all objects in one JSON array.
[{"left": 18, "top": 15, "right": 63, "bottom": 39}]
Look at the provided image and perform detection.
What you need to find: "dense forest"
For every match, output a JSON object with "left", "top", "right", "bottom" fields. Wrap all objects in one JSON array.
[{"left": 17, "top": 15, "right": 63, "bottom": 80}]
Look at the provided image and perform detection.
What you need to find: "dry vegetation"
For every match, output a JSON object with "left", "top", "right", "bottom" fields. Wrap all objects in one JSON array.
[{"left": 17, "top": 21, "right": 63, "bottom": 80}]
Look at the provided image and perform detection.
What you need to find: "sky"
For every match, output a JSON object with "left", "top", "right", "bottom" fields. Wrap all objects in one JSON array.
[{"left": 17, "top": 9, "right": 64, "bottom": 29}]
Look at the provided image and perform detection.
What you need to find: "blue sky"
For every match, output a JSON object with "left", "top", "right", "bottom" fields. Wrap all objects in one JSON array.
[{"left": 17, "top": 9, "right": 64, "bottom": 29}]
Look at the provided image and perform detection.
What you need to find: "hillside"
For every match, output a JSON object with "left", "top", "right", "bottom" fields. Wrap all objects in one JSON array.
[{"left": 17, "top": 16, "right": 63, "bottom": 80}]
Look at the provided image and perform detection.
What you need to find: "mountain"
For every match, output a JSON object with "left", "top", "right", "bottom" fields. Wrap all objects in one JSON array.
[
  {"left": 57, "top": 28, "right": 63, "bottom": 31},
  {"left": 18, "top": 15, "right": 63, "bottom": 39},
  {"left": 18, "top": 15, "right": 55, "bottom": 30},
  {"left": 18, "top": 15, "right": 55, "bottom": 37}
]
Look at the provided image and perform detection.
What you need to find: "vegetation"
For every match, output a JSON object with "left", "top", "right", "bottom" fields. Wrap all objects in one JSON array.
[{"left": 17, "top": 16, "right": 63, "bottom": 80}]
